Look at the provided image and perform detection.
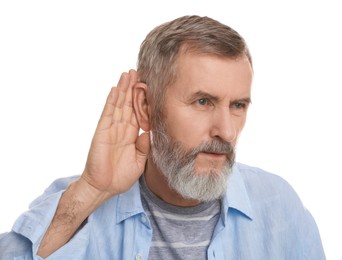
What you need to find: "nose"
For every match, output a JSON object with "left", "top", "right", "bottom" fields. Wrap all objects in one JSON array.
[{"left": 209, "top": 108, "right": 237, "bottom": 143}]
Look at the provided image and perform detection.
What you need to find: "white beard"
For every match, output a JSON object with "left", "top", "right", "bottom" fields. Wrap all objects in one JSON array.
[{"left": 150, "top": 123, "right": 235, "bottom": 202}]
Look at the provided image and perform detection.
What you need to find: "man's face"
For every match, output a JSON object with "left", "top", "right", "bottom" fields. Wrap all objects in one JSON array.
[{"left": 150, "top": 53, "right": 253, "bottom": 201}]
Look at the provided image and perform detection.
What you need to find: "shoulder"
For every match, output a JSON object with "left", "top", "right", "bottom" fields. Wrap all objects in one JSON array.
[
  {"left": 235, "top": 162, "right": 304, "bottom": 210},
  {"left": 234, "top": 163, "right": 325, "bottom": 258},
  {"left": 236, "top": 162, "right": 297, "bottom": 194}
]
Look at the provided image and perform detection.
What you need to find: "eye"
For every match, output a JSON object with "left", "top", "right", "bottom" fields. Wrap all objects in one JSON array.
[
  {"left": 231, "top": 101, "right": 248, "bottom": 110},
  {"left": 197, "top": 98, "right": 209, "bottom": 105},
  {"left": 232, "top": 102, "right": 246, "bottom": 109}
]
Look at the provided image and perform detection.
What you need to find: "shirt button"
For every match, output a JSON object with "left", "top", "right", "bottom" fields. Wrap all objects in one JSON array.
[
  {"left": 135, "top": 254, "right": 142, "bottom": 260},
  {"left": 141, "top": 216, "right": 147, "bottom": 223}
]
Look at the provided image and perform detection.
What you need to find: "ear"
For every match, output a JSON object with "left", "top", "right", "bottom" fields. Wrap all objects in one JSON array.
[{"left": 133, "top": 82, "right": 151, "bottom": 132}]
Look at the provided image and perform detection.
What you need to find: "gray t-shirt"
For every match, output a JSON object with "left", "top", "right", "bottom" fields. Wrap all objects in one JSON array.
[{"left": 140, "top": 176, "right": 221, "bottom": 260}]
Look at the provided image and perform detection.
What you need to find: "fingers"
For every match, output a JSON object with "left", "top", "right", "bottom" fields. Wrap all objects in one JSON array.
[
  {"left": 113, "top": 70, "right": 138, "bottom": 123},
  {"left": 122, "top": 70, "right": 138, "bottom": 126},
  {"left": 97, "top": 87, "right": 118, "bottom": 130},
  {"left": 112, "top": 73, "right": 130, "bottom": 121},
  {"left": 100, "top": 87, "right": 117, "bottom": 118},
  {"left": 97, "top": 70, "right": 138, "bottom": 131}
]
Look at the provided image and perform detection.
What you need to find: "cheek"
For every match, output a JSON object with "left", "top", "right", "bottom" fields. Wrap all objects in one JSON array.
[
  {"left": 165, "top": 110, "right": 210, "bottom": 146},
  {"left": 234, "top": 116, "right": 247, "bottom": 138}
]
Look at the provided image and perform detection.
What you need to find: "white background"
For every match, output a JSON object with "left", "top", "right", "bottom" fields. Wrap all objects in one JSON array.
[{"left": 0, "top": 1, "right": 340, "bottom": 258}]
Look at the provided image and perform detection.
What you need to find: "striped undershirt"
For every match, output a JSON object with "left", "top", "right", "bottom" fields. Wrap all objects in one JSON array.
[{"left": 139, "top": 176, "right": 221, "bottom": 259}]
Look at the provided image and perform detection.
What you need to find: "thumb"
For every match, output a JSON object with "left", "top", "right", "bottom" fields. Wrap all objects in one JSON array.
[{"left": 136, "top": 131, "right": 150, "bottom": 164}]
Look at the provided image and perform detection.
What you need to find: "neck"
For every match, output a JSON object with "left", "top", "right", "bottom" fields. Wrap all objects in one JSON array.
[{"left": 144, "top": 159, "right": 202, "bottom": 207}]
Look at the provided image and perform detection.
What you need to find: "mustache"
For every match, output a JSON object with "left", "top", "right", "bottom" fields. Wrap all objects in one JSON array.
[
  {"left": 190, "top": 140, "right": 234, "bottom": 156},
  {"left": 176, "top": 140, "right": 235, "bottom": 167}
]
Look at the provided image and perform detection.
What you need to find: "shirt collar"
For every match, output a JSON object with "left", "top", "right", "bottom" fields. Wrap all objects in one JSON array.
[
  {"left": 222, "top": 163, "right": 254, "bottom": 220},
  {"left": 116, "top": 181, "right": 145, "bottom": 223}
]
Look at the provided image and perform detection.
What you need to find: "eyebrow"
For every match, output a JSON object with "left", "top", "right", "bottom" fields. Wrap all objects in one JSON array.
[
  {"left": 187, "top": 90, "right": 252, "bottom": 104},
  {"left": 187, "top": 91, "right": 220, "bottom": 102},
  {"left": 232, "top": 97, "right": 252, "bottom": 105}
]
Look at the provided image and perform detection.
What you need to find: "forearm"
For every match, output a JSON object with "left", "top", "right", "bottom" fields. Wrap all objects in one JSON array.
[{"left": 37, "top": 177, "right": 110, "bottom": 258}]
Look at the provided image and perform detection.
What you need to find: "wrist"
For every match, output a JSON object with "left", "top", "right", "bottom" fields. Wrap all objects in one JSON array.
[{"left": 70, "top": 177, "right": 112, "bottom": 210}]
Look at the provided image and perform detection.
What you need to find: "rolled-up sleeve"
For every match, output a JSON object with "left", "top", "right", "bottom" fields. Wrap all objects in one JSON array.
[{"left": 1, "top": 176, "right": 79, "bottom": 259}]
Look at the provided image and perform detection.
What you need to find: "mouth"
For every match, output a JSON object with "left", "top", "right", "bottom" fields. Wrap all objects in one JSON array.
[{"left": 201, "top": 152, "right": 227, "bottom": 158}]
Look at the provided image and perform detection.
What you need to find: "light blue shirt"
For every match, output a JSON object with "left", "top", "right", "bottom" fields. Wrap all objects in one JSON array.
[{"left": 0, "top": 163, "right": 325, "bottom": 259}]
